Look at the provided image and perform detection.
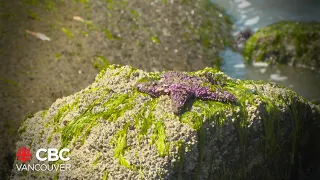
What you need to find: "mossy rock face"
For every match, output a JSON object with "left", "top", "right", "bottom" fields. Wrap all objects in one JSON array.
[
  {"left": 243, "top": 21, "right": 320, "bottom": 69},
  {"left": 11, "top": 65, "right": 320, "bottom": 179}
]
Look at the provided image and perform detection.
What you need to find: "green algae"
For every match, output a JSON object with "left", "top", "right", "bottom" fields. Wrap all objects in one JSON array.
[
  {"left": 22, "top": 113, "right": 35, "bottom": 123},
  {"left": 243, "top": 21, "right": 320, "bottom": 69},
  {"left": 60, "top": 90, "right": 110, "bottom": 147},
  {"left": 95, "top": 69, "right": 107, "bottom": 81},
  {"left": 27, "top": 9, "right": 41, "bottom": 20},
  {"left": 61, "top": 27, "right": 74, "bottom": 39},
  {"left": 178, "top": 68, "right": 301, "bottom": 178},
  {"left": 93, "top": 152, "right": 101, "bottom": 166},
  {"left": 44, "top": 0, "right": 55, "bottom": 11},
  {"left": 54, "top": 53, "right": 61, "bottom": 60},
  {"left": 23, "top": 0, "right": 39, "bottom": 6},
  {"left": 53, "top": 97, "right": 79, "bottom": 125},
  {"left": 18, "top": 125, "right": 27, "bottom": 135},
  {"left": 151, "top": 36, "right": 160, "bottom": 44},
  {"left": 150, "top": 120, "right": 169, "bottom": 157},
  {"left": 102, "top": 170, "right": 109, "bottom": 180},
  {"left": 110, "top": 122, "right": 136, "bottom": 170},
  {"left": 177, "top": 140, "right": 185, "bottom": 180},
  {"left": 261, "top": 98, "right": 281, "bottom": 160},
  {"left": 130, "top": 9, "right": 139, "bottom": 19},
  {"left": 101, "top": 92, "right": 138, "bottom": 122},
  {"left": 135, "top": 99, "right": 158, "bottom": 142},
  {"left": 0, "top": 12, "right": 17, "bottom": 20},
  {"left": 60, "top": 89, "right": 138, "bottom": 148},
  {"left": 104, "top": 29, "right": 114, "bottom": 40},
  {"left": 92, "top": 55, "right": 111, "bottom": 70},
  {"left": 2, "top": 78, "right": 20, "bottom": 86},
  {"left": 53, "top": 172, "right": 59, "bottom": 180}
]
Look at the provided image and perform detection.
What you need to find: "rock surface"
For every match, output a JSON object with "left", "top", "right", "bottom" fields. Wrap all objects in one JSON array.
[
  {"left": 243, "top": 21, "right": 320, "bottom": 70},
  {"left": 0, "top": 0, "right": 234, "bottom": 178},
  {"left": 89, "top": 0, "right": 234, "bottom": 71},
  {"left": 11, "top": 65, "right": 320, "bottom": 179}
]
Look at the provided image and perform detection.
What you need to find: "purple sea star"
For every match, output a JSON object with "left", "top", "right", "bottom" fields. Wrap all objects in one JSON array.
[{"left": 136, "top": 71, "right": 237, "bottom": 114}]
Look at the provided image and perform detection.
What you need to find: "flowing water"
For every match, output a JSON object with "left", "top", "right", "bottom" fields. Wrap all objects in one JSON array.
[{"left": 211, "top": 0, "right": 320, "bottom": 102}]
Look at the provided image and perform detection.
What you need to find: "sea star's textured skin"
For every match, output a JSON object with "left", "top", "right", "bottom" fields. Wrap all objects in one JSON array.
[{"left": 136, "top": 71, "right": 237, "bottom": 114}]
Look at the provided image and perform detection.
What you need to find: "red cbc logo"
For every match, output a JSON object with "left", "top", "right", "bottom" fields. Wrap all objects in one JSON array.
[{"left": 16, "top": 146, "right": 32, "bottom": 163}]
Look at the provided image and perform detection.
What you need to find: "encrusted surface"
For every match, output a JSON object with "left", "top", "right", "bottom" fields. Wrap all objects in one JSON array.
[
  {"left": 11, "top": 66, "right": 320, "bottom": 180},
  {"left": 243, "top": 20, "right": 320, "bottom": 70}
]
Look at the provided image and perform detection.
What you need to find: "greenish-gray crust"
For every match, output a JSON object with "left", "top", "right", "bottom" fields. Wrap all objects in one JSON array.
[
  {"left": 243, "top": 21, "right": 320, "bottom": 69},
  {"left": 86, "top": 0, "right": 233, "bottom": 71},
  {"left": 12, "top": 65, "right": 320, "bottom": 180}
]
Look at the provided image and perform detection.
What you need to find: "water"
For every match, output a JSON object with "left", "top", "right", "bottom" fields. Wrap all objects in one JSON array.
[{"left": 211, "top": 0, "right": 320, "bottom": 102}]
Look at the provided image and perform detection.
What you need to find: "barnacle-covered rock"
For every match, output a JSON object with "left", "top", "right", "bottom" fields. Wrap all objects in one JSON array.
[
  {"left": 243, "top": 21, "right": 320, "bottom": 70},
  {"left": 90, "top": 0, "right": 233, "bottom": 71},
  {"left": 11, "top": 65, "right": 320, "bottom": 180}
]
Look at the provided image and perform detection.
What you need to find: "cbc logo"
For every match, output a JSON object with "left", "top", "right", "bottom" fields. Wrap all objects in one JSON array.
[{"left": 36, "top": 148, "right": 70, "bottom": 161}]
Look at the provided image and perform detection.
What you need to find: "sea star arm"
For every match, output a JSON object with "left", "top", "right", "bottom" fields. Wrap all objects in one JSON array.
[
  {"left": 194, "top": 86, "right": 237, "bottom": 102},
  {"left": 168, "top": 84, "right": 192, "bottom": 114},
  {"left": 137, "top": 82, "right": 163, "bottom": 97}
]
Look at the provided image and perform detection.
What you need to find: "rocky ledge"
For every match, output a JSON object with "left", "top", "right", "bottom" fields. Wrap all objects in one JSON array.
[
  {"left": 243, "top": 21, "right": 320, "bottom": 70},
  {"left": 11, "top": 65, "right": 320, "bottom": 179}
]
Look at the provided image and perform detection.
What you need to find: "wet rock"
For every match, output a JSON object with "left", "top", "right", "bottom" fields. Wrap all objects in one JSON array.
[
  {"left": 89, "top": 0, "right": 234, "bottom": 71},
  {"left": 235, "top": 28, "right": 253, "bottom": 50},
  {"left": 243, "top": 21, "right": 320, "bottom": 70},
  {"left": 11, "top": 65, "right": 320, "bottom": 180}
]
